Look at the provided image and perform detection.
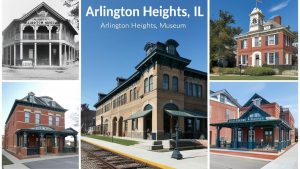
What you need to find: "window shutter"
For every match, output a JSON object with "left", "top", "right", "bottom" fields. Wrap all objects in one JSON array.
[
  {"left": 246, "top": 55, "right": 248, "bottom": 65},
  {"left": 275, "top": 52, "right": 279, "bottom": 65},
  {"left": 264, "top": 53, "right": 268, "bottom": 64},
  {"left": 265, "top": 36, "right": 268, "bottom": 46},
  {"left": 275, "top": 34, "right": 278, "bottom": 45}
]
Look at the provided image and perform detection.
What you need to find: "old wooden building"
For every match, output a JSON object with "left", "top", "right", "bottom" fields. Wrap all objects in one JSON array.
[{"left": 2, "top": 2, "right": 78, "bottom": 68}]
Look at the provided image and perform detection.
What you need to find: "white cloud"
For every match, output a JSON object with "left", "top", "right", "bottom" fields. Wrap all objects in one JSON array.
[{"left": 269, "top": 0, "right": 290, "bottom": 12}]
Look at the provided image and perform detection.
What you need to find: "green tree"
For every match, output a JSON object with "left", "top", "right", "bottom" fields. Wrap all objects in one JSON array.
[
  {"left": 210, "top": 10, "right": 242, "bottom": 69},
  {"left": 63, "top": 0, "right": 79, "bottom": 30}
]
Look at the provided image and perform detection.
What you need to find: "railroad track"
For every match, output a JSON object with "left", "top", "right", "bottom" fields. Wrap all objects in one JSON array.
[{"left": 81, "top": 141, "right": 158, "bottom": 169}]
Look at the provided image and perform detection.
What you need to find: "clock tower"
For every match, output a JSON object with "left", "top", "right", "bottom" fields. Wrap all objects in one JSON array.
[{"left": 249, "top": 7, "right": 264, "bottom": 32}]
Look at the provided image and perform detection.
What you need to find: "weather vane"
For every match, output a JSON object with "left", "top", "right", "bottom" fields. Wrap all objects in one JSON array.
[{"left": 256, "top": 0, "right": 262, "bottom": 8}]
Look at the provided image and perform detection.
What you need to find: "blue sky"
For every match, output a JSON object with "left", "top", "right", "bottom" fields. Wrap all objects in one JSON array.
[
  {"left": 211, "top": 0, "right": 298, "bottom": 33},
  {"left": 211, "top": 82, "right": 298, "bottom": 127},
  {"left": 1, "top": 82, "right": 80, "bottom": 135},
  {"left": 81, "top": 0, "right": 207, "bottom": 109}
]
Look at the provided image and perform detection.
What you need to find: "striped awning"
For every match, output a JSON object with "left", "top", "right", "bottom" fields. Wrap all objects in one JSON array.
[
  {"left": 126, "top": 109, "right": 152, "bottom": 120},
  {"left": 165, "top": 109, "right": 207, "bottom": 118}
]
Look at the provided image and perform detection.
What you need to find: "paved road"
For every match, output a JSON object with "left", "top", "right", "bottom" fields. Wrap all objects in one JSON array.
[
  {"left": 210, "top": 154, "right": 269, "bottom": 169},
  {"left": 23, "top": 156, "right": 79, "bottom": 169}
]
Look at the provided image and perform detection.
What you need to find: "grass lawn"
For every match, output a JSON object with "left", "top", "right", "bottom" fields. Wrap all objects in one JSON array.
[
  {"left": 210, "top": 75, "right": 298, "bottom": 80},
  {"left": 2, "top": 155, "right": 13, "bottom": 165},
  {"left": 86, "top": 135, "right": 139, "bottom": 146}
]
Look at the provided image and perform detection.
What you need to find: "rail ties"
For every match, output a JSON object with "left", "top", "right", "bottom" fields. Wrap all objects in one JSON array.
[{"left": 81, "top": 141, "right": 157, "bottom": 169}]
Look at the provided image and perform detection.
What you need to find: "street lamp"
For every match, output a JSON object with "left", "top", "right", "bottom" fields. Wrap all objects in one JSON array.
[
  {"left": 239, "top": 64, "right": 242, "bottom": 76},
  {"left": 171, "top": 123, "right": 183, "bottom": 160}
]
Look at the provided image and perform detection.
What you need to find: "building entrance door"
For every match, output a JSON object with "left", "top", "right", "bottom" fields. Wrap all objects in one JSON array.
[
  {"left": 46, "top": 137, "right": 52, "bottom": 153},
  {"left": 264, "top": 129, "right": 273, "bottom": 147}
]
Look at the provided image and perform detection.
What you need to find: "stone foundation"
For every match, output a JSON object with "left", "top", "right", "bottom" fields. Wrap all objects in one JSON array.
[
  {"left": 20, "top": 147, "right": 27, "bottom": 157},
  {"left": 40, "top": 147, "right": 46, "bottom": 155},
  {"left": 52, "top": 146, "right": 58, "bottom": 154}
]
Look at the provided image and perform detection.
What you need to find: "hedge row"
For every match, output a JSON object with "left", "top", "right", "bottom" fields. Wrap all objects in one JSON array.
[
  {"left": 216, "top": 67, "right": 275, "bottom": 76},
  {"left": 244, "top": 67, "right": 275, "bottom": 76}
]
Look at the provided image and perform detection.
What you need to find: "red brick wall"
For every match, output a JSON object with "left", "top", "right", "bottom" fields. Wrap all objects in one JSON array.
[
  {"left": 5, "top": 104, "right": 65, "bottom": 153},
  {"left": 210, "top": 100, "right": 239, "bottom": 145},
  {"left": 236, "top": 30, "right": 295, "bottom": 66}
]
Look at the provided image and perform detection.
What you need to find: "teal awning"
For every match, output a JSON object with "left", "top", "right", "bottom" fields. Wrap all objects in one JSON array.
[
  {"left": 165, "top": 109, "right": 207, "bottom": 118},
  {"left": 126, "top": 109, "right": 152, "bottom": 120}
]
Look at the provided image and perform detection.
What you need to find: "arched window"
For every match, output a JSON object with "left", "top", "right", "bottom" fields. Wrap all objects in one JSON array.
[
  {"left": 163, "top": 103, "right": 179, "bottom": 111},
  {"left": 172, "top": 76, "right": 178, "bottom": 92},
  {"left": 149, "top": 75, "right": 153, "bottom": 91},
  {"left": 144, "top": 78, "right": 149, "bottom": 93},
  {"left": 144, "top": 104, "right": 153, "bottom": 111},
  {"left": 163, "top": 74, "right": 169, "bottom": 90}
]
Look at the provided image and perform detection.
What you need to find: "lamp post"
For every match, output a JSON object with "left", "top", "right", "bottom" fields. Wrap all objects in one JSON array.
[
  {"left": 171, "top": 123, "right": 183, "bottom": 160},
  {"left": 239, "top": 64, "right": 242, "bottom": 76}
]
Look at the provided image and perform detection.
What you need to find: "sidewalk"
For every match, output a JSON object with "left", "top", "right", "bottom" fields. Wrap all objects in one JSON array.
[
  {"left": 2, "top": 149, "right": 78, "bottom": 169},
  {"left": 261, "top": 143, "right": 298, "bottom": 169},
  {"left": 210, "top": 149, "right": 279, "bottom": 161},
  {"left": 81, "top": 136, "right": 207, "bottom": 169}
]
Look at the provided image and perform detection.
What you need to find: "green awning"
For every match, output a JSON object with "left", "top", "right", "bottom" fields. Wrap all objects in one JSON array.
[
  {"left": 126, "top": 109, "right": 152, "bottom": 120},
  {"left": 165, "top": 109, "right": 207, "bottom": 118}
]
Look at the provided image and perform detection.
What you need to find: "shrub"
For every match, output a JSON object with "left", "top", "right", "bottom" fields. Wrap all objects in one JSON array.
[
  {"left": 220, "top": 68, "right": 240, "bottom": 74},
  {"left": 244, "top": 67, "right": 275, "bottom": 76},
  {"left": 211, "top": 67, "right": 220, "bottom": 74}
]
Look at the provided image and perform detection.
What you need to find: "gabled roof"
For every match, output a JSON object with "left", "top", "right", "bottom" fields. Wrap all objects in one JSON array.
[
  {"left": 20, "top": 2, "right": 66, "bottom": 21},
  {"left": 210, "top": 89, "right": 241, "bottom": 108},
  {"left": 243, "top": 93, "right": 270, "bottom": 107},
  {"left": 3, "top": 2, "right": 77, "bottom": 35},
  {"left": 240, "top": 104, "right": 271, "bottom": 119}
]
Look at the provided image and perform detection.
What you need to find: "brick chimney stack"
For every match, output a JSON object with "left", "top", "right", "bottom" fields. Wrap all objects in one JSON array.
[{"left": 274, "top": 16, "right": 281, "bottom": 25}]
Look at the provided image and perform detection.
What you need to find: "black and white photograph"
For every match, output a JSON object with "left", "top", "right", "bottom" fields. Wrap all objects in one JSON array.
[{"left": 2, "top": 0, "right": 79, "bottom": 80}]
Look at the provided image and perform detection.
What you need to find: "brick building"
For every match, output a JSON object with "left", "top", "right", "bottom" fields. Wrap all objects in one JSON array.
[
  {"left": 211, "top": 93, "right": 295, "bottom": 152},
  {"left": 209, "top": 90, "right": 240, "bottom": 146},
  {"left": 4, "top": 92, "right": 78, "bottom": 158},
  {"left": 235, "top": 7, "right": 296, "bottom": 67},
  {"left": 94, "top": 39, "right": 207, "bottom": 141},
  {"left": 2, "top": 2, "right": 78, "bottom": 68}
]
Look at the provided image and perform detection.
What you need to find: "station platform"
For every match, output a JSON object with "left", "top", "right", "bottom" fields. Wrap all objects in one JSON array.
[
  {"left": 210, "top": 143, "right": 297, "bottom": 161},
  {"left": 81, "top": 136, "right": 207, "bottom": 169}
]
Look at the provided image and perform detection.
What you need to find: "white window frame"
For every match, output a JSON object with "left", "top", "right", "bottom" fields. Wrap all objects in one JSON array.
[
  {"left": 35, "top": 113, "right": 40, "bottom": 124},
  {"left": 25, "top": 111, "right": 30, "bottom": 123},
  {"left": 49, "top": 115, "right": 53, "bottom": 126},
  {"left": 267, "top": 53, "right": 275, "bottom": 65},
  {"left": 285, "top": 53, "right": 290, "bottom": 65},
  {"left": 240, "top": 55, "right": 248, "bottom": 65},
  {"left": 268, "top": 35, "right": 275, "bottom": 45},
  {"left": 254, "top": 37, "right": 261, "bottom": 47},
  {"left": 241, "top": 39, "right": 248, "bottom": 49},
  {"left": 56, "top": 116, "right": 60, "bottom": 126}
]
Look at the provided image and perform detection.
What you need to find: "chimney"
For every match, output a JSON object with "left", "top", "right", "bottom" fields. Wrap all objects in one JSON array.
[
  {"left": 273, "top": 16, "right": 281, "bottom": 25},
  {"left": 98, "top": 93, "right": 107, "bottom": 101},
  {"left": 116, "top": 77, "right": 127, "bottom": 86}
]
